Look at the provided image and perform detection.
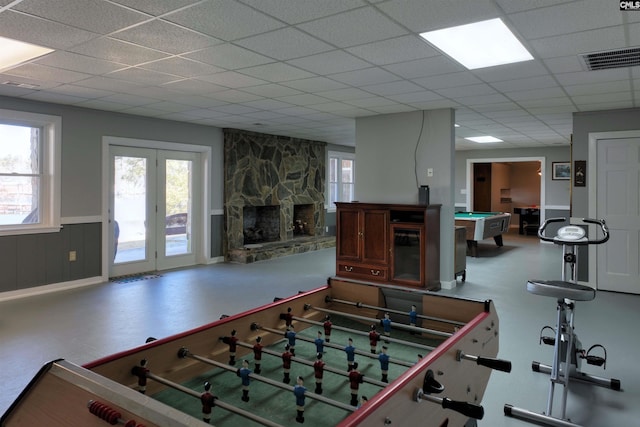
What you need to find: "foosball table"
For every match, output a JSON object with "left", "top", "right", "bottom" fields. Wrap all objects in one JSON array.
[{"left": 1, "top": 277, "right": 510, "bottom": 427}]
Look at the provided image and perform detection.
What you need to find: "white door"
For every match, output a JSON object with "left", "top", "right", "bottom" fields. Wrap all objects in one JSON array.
[
  {"left": 596, "top": 137, "right": 640, "bottom": 294},
  {"left": 109, "top": 146, "right": 199, "bottom": 277}
]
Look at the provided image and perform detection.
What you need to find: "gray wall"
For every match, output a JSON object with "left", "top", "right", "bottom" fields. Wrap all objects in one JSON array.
[
  {"left": 0, "top": 95, "right": 224, "bottom": 291},
  {"left": 355, "top": 109, "right": 455, "bottom": 285}
]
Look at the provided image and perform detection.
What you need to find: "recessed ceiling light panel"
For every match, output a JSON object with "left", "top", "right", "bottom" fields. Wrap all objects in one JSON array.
[
  {"left": 465, "top": 136, "right": 503, "bottom": 143},
  {"left": 420, "top": 18, "right": 533, "bottom": 70},
  {"left": 0, "top": 36, "right": 54, "bottom": 72}
]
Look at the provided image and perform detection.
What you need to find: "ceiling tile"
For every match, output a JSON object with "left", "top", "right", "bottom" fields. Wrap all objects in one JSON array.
[
  {"left": 495, "top": 0, "right": 575, "bottom": 13},
  {"left": 506, "top": 87, "right": 567, "bottom": 101},
  {"left": 204, "top": 89, "right": 265, "bottom": 103},
  {"left": 345, "top": 97, "right": 399, "bottom": 108},
  {"left": 161, "top": 79, "right": 228, "bottom": 94},
  {"left": 47, "top": 84, "right": 116, "bottom": 99},
  {"left": 69, "top": 37, "right": 170, "bottom": 65},
  {"left": 239, "top": 0, "right": 365, "bottom": 24},
  {"left": 239, "top": 63, "right": 316, "bottom": 83},
  {"left": 98, "top": 93, "right": 160, "bottom": 106},
  {"left": 275, "top": 93, "right": 332, "bottom": 106},
  {"left": 0, "top": 10, "right": 98, "bottom": 49},
  {"left": 21, "top": 91, "right": 87, "bottom": 104},
  {"left": 507, "top": 0, "right": 622, "bottom": 39},
  {"left": 413, "top": 72, "right": 482, "bottom": 90},
  {"left": 4, "top": 63, "right": 92, "bottom": 84},
  {"left": 377, "top": 0, "right": 500, "bottom": 33},
  {"left": 315, "top": 87, "right": 373, "bottom": 101},
  {"left": 14, "top": 0, "right": 149, "bottom": 34},
  {"left": 543, "top": 56, "right": 585, "bottom": 74},
  {"left": 555, "top": 69, "right": 630, "bottom": 86},
  {"left": 530, "top": 27, "right": 626, "bottom": 59},
  {"left": 164, "top": 0, "right": 285, "bottom": 41},
  {"left": 472, "top": 61, "right": 549, "bottom": 83},
  {"left": 240, "top": 84, "right": 302, "bottom": 98},
  {"left": 298, "top": 7, "right": 408, "bottom": 48},
  {"left": 359, "top": 80, "right": 424, "bottom": 96},
  {"left": 241, "top": 99, "right": 295, "bottom": 110},
  {"left": 386, "top": 90, "right": 443, "bottom": 103},
  {"left": 235, "top": 28, "right": 333, "bottom": 60},
  {"left": 185, "top": 43, "right": 274, "bottom": 70},
  {"left": 287, "top": 50, "right": 371, "bottom": 75},
  {"left": 140, "top": 57, "right": 225, "bottom": 77},
  {"left": 111, "top": 20, "right": 222, "bottom": 55},
  {"left": 491, "top": 76, "right": 560, "bottom": 93},
  {"left": 34, "top": 51, "right": 127, "bottom": 75},
  {"left": 72, "top": 76, "right": 146, "bottom": 93},
  {"left": 281, "top": 77, "right": 348, "bottom": 92},
  {"left": 109, "top": 0, "right": 202, "bottom": 16},
  {"left": 106, "top": 67, "right": 182, "bottom": 85},
  {"left": 436, "top": 84, "right": 497, "bottom": 99},
  {"left": 346, "top": 35, "right": 439, "bottom": 65},
  {"left": 564, "top": 80, "right": 632, "bottom": 96},
  {"left": 196, "top": 71, "right": 268, "bottom": 88},
  {"left": 383, "top": 56, "right": 463, "bottom": 79},
  {"left": 329, "top": 67, "right": 400, "bottom": 86}
]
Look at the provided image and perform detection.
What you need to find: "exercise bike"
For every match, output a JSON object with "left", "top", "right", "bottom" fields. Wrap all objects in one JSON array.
[{"left": 504, "top": 218, "right": 621, "bottom": 427}]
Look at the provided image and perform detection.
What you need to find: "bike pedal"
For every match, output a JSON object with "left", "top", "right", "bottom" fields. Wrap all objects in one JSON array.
[{"left": 586, "top": 355, "right": 605, "bottom": 367}]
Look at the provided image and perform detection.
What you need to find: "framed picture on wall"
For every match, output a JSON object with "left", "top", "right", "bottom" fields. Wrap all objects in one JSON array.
[{"left": 552, "top": 162, "right": 571, "bottom": 180}]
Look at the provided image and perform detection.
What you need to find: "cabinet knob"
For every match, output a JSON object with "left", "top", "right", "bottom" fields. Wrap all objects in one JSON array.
[
  {"left": 344, "top": 266, "right": 353, "bottom": 272},
  {"left": 370, "top": 270, "right": 380, "bottom": 276}
]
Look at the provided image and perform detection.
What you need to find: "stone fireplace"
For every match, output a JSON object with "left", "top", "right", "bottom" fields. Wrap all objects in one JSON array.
[{"left": 224, "top": 129, "right": 335, "bottom": 263}]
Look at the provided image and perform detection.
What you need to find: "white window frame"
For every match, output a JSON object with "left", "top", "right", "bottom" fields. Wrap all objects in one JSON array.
[
  {"left": 327, "top": 150, "right": 355, "bottom": 212},
  {"left": 0, "top": 109, "right": 61, "bottom": 236}
]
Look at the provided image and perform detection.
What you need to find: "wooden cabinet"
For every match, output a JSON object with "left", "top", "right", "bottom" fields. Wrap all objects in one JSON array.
[{"left": 335, "top": 202, "right": 440, "bottom": 290}]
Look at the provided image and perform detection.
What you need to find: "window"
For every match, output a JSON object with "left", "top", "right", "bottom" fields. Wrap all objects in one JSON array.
[
  {"left": 327, "top": 151, "right": 355, "bottom": 210},
  {"left": 0, "top": 109, "right": 61, "bottom": 235}
]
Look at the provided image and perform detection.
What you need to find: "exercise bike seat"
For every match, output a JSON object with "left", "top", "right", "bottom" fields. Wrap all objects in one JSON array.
[{"left": 526, "top": 280, "right": 595, "bottom": 301}]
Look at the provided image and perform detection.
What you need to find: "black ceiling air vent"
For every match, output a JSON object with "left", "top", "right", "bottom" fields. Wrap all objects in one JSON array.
[{"left": 580, "top": 47, "right": 640, "bottom": 71}]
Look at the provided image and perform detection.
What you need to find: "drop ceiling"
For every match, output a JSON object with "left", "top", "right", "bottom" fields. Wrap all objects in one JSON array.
[{"left": 0, "top": 0, "right": 638, "bottom": 150}]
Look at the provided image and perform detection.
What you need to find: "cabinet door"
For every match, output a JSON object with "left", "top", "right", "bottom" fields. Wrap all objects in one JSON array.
[
  {"left": 390, "top": 224, "right": 424, "bottom": 286},
  {"left": 362, "top": 209, "right": 389, "bottom": 264},
  {"left": 336, "top": 208, "right": 361, "bottom": 260}
]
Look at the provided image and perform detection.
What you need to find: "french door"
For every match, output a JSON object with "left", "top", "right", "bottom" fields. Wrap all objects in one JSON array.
[{"left": 109, "top": 146, "right": 200, "bottom": 277}]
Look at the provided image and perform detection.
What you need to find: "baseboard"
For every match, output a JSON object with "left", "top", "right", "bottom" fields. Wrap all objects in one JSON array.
[
  {"left": 0, "top": 276, "right": 104, "bottom": 303},
  {"left": 207, "top": 256, "right": 225, "bottom": 264}
]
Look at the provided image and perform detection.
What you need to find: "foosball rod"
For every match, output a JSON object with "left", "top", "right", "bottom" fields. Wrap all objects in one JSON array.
[
  {"left": 304, "top": 305, "right": 453, "bottom": 338},
  {"left": 144, "top": 371, "right": 284, "bottom": 427},
  {"left": 292, "top": 315, "right": 436, "bottom": 352},
  {"left": 178, "top": 347, "right": 356, "bottom": 413},
  {"left": 325, "top": 296, "right": 466, "bottom": 327},
  {"left": 235, "top": 341, "right": 387, "bottom": 388},
  {"left": 253, "top": 323, "right": 414, "bottom": 368}
]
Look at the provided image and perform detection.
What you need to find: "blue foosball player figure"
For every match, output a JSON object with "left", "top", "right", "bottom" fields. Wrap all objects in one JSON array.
[
  {"left": 380, "top": 312, "right": 392, "bottom": 342},
  {"left": 314, "top": 330, "right": 325, "bottom": 354},
  {"left": 344, "top": 338, "right": 356, "bottom": 371},
  {"left": 237, "top": 360, "right": 251, "bottom": 402},
  {"left": 284, "top": 325, "right": 297, "bottom": 356},
  {"left": 293, "top": 376, "right": 306, "bottom": 423},
  {"left": 379, "top": 346, "right": 390, "bottom": 383}
]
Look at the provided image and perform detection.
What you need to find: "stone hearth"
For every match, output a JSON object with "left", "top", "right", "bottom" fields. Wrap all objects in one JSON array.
[{"left": 224, "top": 129, "right": 335, "bottom": 263}]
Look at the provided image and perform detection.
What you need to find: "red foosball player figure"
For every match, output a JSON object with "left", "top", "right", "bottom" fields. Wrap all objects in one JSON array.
[
  {"left": 280, "top": 307, "right": 294, "bottom": 327},
  {"left": 282, "top": 344, "right": 293, "bottom": 384},
  {"left": 131, "top": 359, "right": 149, "bottom": 394},
  {"left": 200, "top": 381, "right": 217, "bottom": 424},
  {"left": 348, "top": 362, "right": 364, "bottom": 406},
  {"left": 323, "top": 315, "right": 332, "bottom": 342},
  {"left": 313, "top": 352, "right": 325, "bottom": 394},
  {"left": 293, "top": 376, "right": 306, "bottom": 423},
  {"left": 220, "top": 329, "right": 239, "bottom": 365},
  {"left": 369, "top": 324, "right": 381, "bottom": 354},
  {"left": 236, "top": 359, "right": 252, "bottom": 402},
  {"left": 253, "top": 336, "right": 264, "bottom": 374}
]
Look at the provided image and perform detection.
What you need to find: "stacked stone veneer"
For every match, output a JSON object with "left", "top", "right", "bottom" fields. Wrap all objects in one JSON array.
[{"left": 224, "top": 128, "right": 333, "bottom": 262}]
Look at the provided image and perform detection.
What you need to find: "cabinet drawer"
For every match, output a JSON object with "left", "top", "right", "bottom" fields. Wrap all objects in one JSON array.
[{"left": 337, "top": 262, "right": 388, "bottom": 281}]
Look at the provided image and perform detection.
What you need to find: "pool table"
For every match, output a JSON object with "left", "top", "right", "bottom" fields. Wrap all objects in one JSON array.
[{"left": 454, "top": 211, "right": 511, "bottom": 257}]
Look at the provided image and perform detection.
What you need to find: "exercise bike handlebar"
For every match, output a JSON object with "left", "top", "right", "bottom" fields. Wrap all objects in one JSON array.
[{"left": 538, "top": 217, "right": 609, "bottom": 245}]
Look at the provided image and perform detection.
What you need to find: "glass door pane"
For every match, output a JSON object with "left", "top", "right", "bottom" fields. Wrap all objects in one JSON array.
[
  {"left": 164, "top": 158, "right": 192, "bottom": 257},
  {"left": 114, "top": 155, "right": 148, "bottom": 263},
  {"left": 392, "top": 225, "right": 422, "bottom": 284}
]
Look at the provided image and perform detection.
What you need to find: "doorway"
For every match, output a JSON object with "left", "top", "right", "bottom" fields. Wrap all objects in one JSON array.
[
  {"left": 103, "top": 137, "right": 210, "bottom": 280},
  {"left": 466, "top": 157, "right": 546, "bottom": 225}
]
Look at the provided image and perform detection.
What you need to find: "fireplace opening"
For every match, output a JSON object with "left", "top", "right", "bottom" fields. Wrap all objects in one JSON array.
[
  {"left": 293, "top": 204, "right": 315, "bottom": 237},
  {"left": 243, "top": 205, "right": 280, "bottom": 244}
]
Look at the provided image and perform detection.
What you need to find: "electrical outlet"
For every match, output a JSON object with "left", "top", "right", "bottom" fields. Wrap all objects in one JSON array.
[{"left": 69, "top": 251, "right": 77, "bottom": 262}]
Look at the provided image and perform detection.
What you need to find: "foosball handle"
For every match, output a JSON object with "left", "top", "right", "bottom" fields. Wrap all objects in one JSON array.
[
  {"left": 442, "top": 397, "right": 485, "bottom": 420},
  {"left": 456, "top": 350, "right": 512, "bottom": 372}
]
